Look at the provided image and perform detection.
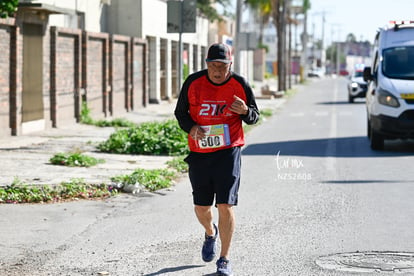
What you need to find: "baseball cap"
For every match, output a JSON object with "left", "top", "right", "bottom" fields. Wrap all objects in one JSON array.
[{"left": 205, "top": 43, "right": 232, "bottom": 64}]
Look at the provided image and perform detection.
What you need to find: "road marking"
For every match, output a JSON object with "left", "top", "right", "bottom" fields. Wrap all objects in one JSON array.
[
  {"left": 325, "top": 82, "right": 338, "bottom": 176},
  {"left": 315, "top": 111, "right": 329, "bottom": 116},
  {"left": 290, "top": 112, "right": 305, "bottom": 117}
]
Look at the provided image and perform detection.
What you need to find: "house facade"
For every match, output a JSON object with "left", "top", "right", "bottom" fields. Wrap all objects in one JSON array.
[{"left": 0, "top": 0, "right": 214, "bottom": 137}]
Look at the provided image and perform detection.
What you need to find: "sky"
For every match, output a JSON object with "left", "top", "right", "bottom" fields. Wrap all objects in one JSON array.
[{"left": 308, "top": 0, "right": 414, "bottom": 43}]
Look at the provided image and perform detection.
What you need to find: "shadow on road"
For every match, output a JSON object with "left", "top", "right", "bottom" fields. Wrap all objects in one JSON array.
[
  {"left": 242, "top": 136, "right": 414, "bottom": 158},
  {"left": 321, "top": 180, "right": 412, "bottom": 184},
  {"left": 143, "top": 265, "right": 205, "bottom": 276},
  {"left": 317, "top": 100, "right": 365, "bottom": 105}
]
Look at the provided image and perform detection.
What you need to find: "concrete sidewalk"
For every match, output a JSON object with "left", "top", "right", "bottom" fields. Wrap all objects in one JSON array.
[{"left": 0, "top": 82, "right": 287, "bottom": 187}]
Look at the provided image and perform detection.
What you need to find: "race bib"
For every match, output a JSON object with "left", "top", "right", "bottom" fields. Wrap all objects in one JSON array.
[{"left": 198, "top": 124, "right": 231, "bottom": 149}]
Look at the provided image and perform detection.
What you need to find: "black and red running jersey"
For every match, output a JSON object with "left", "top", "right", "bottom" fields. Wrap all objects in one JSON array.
[{"left": 175, "top": 69, "right": 260, "bottom": 153}]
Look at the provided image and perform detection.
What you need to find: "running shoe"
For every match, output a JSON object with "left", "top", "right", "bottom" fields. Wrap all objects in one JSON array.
[
  {"left": 201, "top": 223, "right": 218, "bottom": 262},
  {"left": 216, "top": 256, "right": 233, "bottom": 276}
]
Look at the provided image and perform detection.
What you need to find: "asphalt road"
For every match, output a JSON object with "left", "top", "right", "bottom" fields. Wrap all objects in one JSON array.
[{"left": 1, "top": 77, "right": 414, "bottom": 276}]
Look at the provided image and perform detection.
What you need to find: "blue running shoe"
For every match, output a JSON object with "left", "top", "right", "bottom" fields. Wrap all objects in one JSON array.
[
  {"left": 216, "top": 257, "right": 233, "bottom": 276},
  {"left": 201, "top": 223, "right": 218, "bottom": 262}
]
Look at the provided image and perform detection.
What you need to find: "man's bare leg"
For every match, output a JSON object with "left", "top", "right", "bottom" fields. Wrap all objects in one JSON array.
[{"left": 217, "top": 203, "right": 235, "bottom": 259}]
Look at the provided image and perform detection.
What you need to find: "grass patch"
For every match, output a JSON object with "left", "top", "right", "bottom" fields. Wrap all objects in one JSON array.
[
  {"left": 260, "top": 108, "right": 273, "bottom": 117},
  {"left": 284, "top": 87, "right": 298, "bottom": 97},
  {"left": 98, "top": 119, "right": 188, "bottom": 156},
  {"left": 94, "top": 118, "right": 137, "bottom": 128},
  {"left": 111, "top": 168, "right": 176, "bottom": 192},
  {"left": 6, "top": 102, "right": 277, "bottom": 204},
  {"left": 0, "top": 178, "right": 116, "bottom": 204},
  {"left": 243, "top": 108, "right": 273, "bottom": 133},
  {"left": 50, "top": 152, "right": 105, "bottom": 167},
  {"left": 167, "top": 155, "right": 188, "bottom": 173},
  {"left": 80, "top": 102, "right": 136, "bottom": 128}
]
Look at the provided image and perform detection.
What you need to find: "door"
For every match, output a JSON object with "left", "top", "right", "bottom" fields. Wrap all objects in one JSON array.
[{"left": 22, "top": 23, "right": 44, "bottom": 129}]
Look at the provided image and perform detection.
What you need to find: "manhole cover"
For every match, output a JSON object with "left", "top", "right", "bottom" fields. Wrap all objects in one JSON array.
[{"left": 316, "top": 251, "right": 414, "bottom": 273}]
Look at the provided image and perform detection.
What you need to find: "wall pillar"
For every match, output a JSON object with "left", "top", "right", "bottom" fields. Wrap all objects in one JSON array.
[{"left": 147, "top": 36, "right": 160, "bottom": 103}]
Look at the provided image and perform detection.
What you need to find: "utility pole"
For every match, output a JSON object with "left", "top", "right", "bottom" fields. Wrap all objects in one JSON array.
[
  {"left": 321, "top": 11, "right": 326, "bottom": 70},
  {"left": 311, "top": 11, "right": 327, "bottom": 69},
  {"left": 300, "top": 6, "right": 309, "bottom": 82},
  {"left": 234, "top": 0, "right": 243, "bottom": 74},
  {"left": 178, "top": 0, "right": 183, "bottom": 90},
  {"left": 167, "top": 0, "right": 196, "bottom": 89},
  {"left": 287, "top": 0, "right": 292, "bottom": 89}
]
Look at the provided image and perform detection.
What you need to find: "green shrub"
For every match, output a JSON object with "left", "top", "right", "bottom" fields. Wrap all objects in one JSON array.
[
  {"left": 98, "top": 119, "right": 188, "bottom": 156},
  {"left": 80, "top": 102, "right": 94, "bottom": 125},
  {"left": 0, "top": 178, "right": 115, "bottom": 204},
  {"left": 50, "top": 152, "right": 105, "bottom": 167},
  {"left": 111, "top": 168, "right": 176, "bottom": 192},
  {"left": 94, "top": 118, "right": 137, "bottom": 128},
  {"left": 167, "top": 155, "right": 188, "bottom": 173}
]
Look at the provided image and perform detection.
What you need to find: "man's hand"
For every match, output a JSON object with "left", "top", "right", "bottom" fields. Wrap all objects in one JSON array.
[
  {"left": 229, "top": 95, "right": 248, "bottom": 115},
  {"left": 189, "top": 125, "right": 206, "bottom": 140}
]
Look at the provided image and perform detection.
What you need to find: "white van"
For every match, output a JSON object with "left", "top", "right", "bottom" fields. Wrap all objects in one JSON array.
[{"left": 364, "top": 21, "right": 414, "bottom": 150}]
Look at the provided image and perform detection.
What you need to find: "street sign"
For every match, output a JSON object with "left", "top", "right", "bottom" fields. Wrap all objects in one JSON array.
[
  {"left": 167, "top": 0, "right": 196, "bottom": 33},
  {"left": 238, "top": 32, "right": 257, "bottom": 50}
]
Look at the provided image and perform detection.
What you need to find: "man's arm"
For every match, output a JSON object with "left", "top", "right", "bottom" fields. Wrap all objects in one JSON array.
[
  {"left": 240, "top": 81, "right": 260, "bottom": 125},
  {"left": 174, "top": 78, "right": 196, "bottom": 133}
]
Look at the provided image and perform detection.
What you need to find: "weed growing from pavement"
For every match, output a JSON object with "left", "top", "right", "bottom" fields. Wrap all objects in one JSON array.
[
  {"left": 111, "top": 168, "right": 176, "bottom": 192},
  {"left": 0, "top": 178, "right": 115, "bottom": 204},
  {"left": 1, "top": 105, "right": 273, "bottom": 204},
  {"left": 0, "top": 156, "right": 187, "bottom": 204},
  {"left": 98, "top": 119, "right": 188, "bottom": 156},
  {"left": 80, "top": 102, "right": 94, "bottom": 125},
  {"left": 80, "top": 102, "right": 136, "bottom": 128},
  {"left": 243, "top": 108, "right": 273, "bottom": 133},
  {"left": 167, "top": 155, "right": 188, "bottom": 173},
  {"left": 260, "top": 109, "right": 273, "bottom": 117},
  {"left": 50, "top": 152, "right": 105, "bottom": 167}
]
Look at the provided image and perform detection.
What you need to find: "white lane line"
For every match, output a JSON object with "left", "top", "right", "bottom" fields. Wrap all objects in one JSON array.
[
  {"left": 325, "top": 82, "right": 338, "bottom": 176},
  {"left": 290, "top": 112, "right": 305, "bottom": 117},
  {"left": 315, "top": 111, "right": 329, "bottom": 116}
]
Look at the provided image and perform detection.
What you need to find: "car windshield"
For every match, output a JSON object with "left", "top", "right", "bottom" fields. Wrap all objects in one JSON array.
[
  {"left": 382, "top": 46, "right": 414, "bottom": 79},
  {"left": 353, "top": 71, "right": 363, "bottom": 78}
]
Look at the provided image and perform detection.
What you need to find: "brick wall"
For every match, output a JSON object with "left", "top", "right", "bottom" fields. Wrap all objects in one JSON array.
[
  {"left": 83, "top": 32, "right": 109, "bottom": 119},
  {"left": 0, "top": 21, "right": 148, "bottom": 138},
  {"left": 131, "top": 38, "right": 147, "bottom": 109},
  {"left": 0, "top": 19, "right": 16, "bottom": 137},
  {"left": 50, "top": 27, "right": 82, "bottom": 127},
  {"left": 110, "top": 35, "right": 130, "bottom": 116}
]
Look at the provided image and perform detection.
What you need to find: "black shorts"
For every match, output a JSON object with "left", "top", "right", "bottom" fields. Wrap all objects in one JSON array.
[{"left": 184, "top": 147, "right": 241, "bottom": 206}]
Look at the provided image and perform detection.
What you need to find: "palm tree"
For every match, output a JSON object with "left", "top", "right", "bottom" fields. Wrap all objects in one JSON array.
[
  {"left": 245, "top": 0, "right": 311, "bottom": 91},
  {"left": 197, "top": 0, "right": 232, "bottom": 22},
  {"left": 244, "top": 0, "right": 272, "bottom": 45}
]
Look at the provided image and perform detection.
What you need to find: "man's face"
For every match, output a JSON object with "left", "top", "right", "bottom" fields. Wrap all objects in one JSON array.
[{"left": 207, "top": 61, "right": 231, "bottom": 84}]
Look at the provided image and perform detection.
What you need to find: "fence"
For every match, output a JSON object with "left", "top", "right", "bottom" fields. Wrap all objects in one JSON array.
[{"left": 0, "top": 18, "right": 147, "bottom": 137}]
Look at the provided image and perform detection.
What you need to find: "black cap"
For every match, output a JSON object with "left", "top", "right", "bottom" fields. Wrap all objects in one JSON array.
[{"left": 205, "top": 43, "right": 232, "bottom": 64}]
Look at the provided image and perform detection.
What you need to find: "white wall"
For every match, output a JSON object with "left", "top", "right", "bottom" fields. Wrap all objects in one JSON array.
[
  {"left": 42, "top": 0, "right": 211, "bottom": 102},
  {"left": 141, "top": 0, "right": 208, "bottom": 46},
  {"left": 45, "top": 0, "right": 105, "bottom": 32}
]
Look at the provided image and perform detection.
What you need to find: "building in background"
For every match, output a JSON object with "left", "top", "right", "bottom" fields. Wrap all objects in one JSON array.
[{"left": 0, "top": 0, "right": 231, "bottom": 137}]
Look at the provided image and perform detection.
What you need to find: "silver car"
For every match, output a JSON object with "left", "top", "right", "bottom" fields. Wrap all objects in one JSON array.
[{"left": 347, "top": 69, "right": 367, "bottom": 103}]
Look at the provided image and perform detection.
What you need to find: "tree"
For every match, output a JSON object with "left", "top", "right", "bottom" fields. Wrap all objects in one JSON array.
[
  {"left": 244, "top": 0, "right": 272, "bottom": 45},
  {"left": 0, "top": 0, "right": 18, "bottom": 18},
  {"left": 346, "top": 33, "right": 357, "bottom": 43},
  {"left": 245, "top": 0, "right": 310, "bottom": 91},
  {"left": 197, "top": 0, "right": 232, "bottom": 22}
]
